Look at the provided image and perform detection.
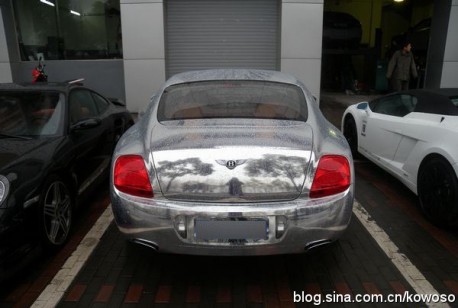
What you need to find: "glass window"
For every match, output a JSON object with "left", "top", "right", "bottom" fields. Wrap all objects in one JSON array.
[
  {"left": 69, "top": 89, "right": 98, "bottom": 124},
  {"left": 371, "top": 95, "right": 411, "bottom": 117},
  {"left": 400, "top": 94, "right": 418, "bottom": 114},
  {"left": 13, "top": 0, "right": 122, "bottom": 61},
  {"left": 368, "top": 99, "right": 379, "bottom": 111},
  {"left": 450, "top": 96, "right": 458, "bottom": 107},
  {"left": 0, "top": 91, "right": 64, "bottom": 136},
  {"left": 157, "top": 81, "right": 308, "bottom": 122},
  {"left": 92, "top": 92, "right": 109, "bottom": 114}
]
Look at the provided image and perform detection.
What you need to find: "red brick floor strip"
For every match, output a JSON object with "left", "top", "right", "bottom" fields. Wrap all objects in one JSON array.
[
  {"left": 443, "top": 280, "right": 458, "bottom": 295},
  {"left": 5, "top": 284, "right": 28, "bottom": 302},
  {"left": 276, "top": 277, "right": 292, "bottom": 302},
  {"left": 13, "top": 291, "right": 40, "bottom": 308},
  {"left": 280, "top": 301, "right": 296, "bottom": 308},
  {"left": 124, "top": 284, "right": 143, "bottom": 303},
  {"left": 216, "top": 286, "right": 232, "bottom": 303},
  {"left": 362, "top": 282, "right": 381, "bottom": 295},
  {"left": 389, "top": 281, "right": 408, "bottom": 295},
  {"left": 264, "top": 293, "right": 280, "bottom": 308},
  {"left": 28, "top": 276, "right": 51, "bottom": 294},
  {"left": 334, "top": 282, "right": 353, "bottom": 295},
  {"left": 94, "top": 285, "right": 114, "bottom": 303},
  {"left": 185, "top": 285, "right": 201, "bottom": 303},
  {"left": 154, "top": 285, "right": 172, "bottom": 303},
  {"left": 305, "top": 283, "right": 321, "bottom": 295},
  {"left": 64, "top": 284, "right": 87, "bottom": 302},
  {"left": 247, "top": 285, "right": 263, "bottom": 303},
  {"left": 261, "top": 273, "right": 280, "bottom": 308}
]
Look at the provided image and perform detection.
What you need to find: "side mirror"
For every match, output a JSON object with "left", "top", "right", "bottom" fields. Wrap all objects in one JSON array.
[
  {"left": 357, "top": 102, "right": 368, "bottom": 110},
  {"left": 71, "top": 118, "right": 101, "bottom": 131}
]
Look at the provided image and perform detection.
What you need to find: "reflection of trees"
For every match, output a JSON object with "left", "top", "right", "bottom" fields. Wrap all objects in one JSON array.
[
  {"left": 271, "top": 179, "right": 293, "bottom": 191},
  {"left": 245, "top": 155, "right": 305, "bottom": 192},
  {"left": 183, "top": 182, "right": 210, "bottom": 193},
  {"left": 156, "top": 158, "right": 214, "bottom": 192}
]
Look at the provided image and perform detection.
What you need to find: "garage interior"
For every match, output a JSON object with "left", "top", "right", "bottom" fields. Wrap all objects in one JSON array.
[{"left": 321, "top": 0, "right": 434, "bottom": 94}]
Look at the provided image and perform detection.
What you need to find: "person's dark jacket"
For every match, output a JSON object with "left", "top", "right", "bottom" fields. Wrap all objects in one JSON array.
[{"left": 386, "top": 50, "right": 418, "bottom": 81}]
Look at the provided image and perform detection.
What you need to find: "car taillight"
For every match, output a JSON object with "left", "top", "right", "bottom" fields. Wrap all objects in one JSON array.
[
  {"left": 114, "top": 155, "right": 154, "bottom": 198},
  {"left": 310, "top": 155, "right": 351, "bottom": 198}
]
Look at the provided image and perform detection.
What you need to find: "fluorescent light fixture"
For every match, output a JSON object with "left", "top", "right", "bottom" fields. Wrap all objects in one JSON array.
[
  {"left": 40, "top": 0, "right": 55, "bottom": 7},
  {"left": 394, "top": 0, "right": 404, "bottom": 2},
  {"left": 70, "top": 10, "right": 81, "bottom": 16}
]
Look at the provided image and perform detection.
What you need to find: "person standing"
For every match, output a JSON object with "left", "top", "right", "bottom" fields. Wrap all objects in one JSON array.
[{"left": 386, "top": 41, "right": 418, "bottom": 91}]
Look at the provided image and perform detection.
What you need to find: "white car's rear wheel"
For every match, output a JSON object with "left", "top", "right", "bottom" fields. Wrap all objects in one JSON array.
[
  {"left": 343, "top": 116, "right": 359, "bottom": 157},
  {"left": 418, "top": 157, "right": 458, "bottom": 228}
]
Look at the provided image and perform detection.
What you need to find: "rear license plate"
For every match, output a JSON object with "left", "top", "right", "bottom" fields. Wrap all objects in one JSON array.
[{"left": 194, "top": 218, "right": 268, "bottom": 240}]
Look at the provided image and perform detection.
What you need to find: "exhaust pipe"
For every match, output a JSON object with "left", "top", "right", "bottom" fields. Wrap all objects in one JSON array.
[
  {"left": 304, "top": 240, "right": 332, "bottom": 252},
  {"left": 131, "top": 238, "right": 159, "bottom": 251}
]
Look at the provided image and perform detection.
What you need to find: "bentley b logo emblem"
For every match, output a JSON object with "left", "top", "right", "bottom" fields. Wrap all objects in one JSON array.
[
  {"left": 226, "top": 160, "right": 237, "bottom": 169},
  {"left": 216, "top": 159, "right": 247, "bottom": 170}
]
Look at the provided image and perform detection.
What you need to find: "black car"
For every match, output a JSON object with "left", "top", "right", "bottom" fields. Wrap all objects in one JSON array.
[{"left": 0, "top": 81, "right": 133, "bottom": 280}]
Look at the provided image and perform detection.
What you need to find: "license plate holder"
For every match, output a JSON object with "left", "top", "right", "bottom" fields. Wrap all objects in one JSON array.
[{"left": 194, "top": 218, "right": 268, "bottom": 241}]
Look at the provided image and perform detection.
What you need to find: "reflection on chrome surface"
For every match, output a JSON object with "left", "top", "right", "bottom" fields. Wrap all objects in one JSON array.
[{"left": 154, "top": 149, "right": 310, "bottom": 202}]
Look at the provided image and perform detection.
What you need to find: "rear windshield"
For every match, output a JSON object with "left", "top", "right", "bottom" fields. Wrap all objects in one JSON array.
[{"left": 157, "top": 80, "right": 308, "bottom": 122}]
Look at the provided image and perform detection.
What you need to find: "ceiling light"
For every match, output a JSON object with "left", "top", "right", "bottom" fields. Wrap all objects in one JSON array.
[
  {"left": 70, "top": 10, "right": 81, "bottom": 16},
  {"left": 40, "top": 0, "right": 55, "bottom": 7},
  {"left": 394, "top": 0, "right": 404, "bottom": 2}
]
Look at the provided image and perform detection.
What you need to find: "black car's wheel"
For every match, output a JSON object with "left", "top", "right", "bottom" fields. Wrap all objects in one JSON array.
[
  {"left": 40, "top": 176, "right": 73, "bottom": 249},
  {"left": 343, "top": 115, "right": 359, "bottom": 157},
  {"left": 418, "top": 157, "right": 458, "bottom": 228}
]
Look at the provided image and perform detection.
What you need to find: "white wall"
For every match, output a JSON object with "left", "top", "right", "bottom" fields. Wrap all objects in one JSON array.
[
  {"left": 280, "top": 0, "right": 323, "bottom": 99},
  {"left": 441, "top": 1, "right": 458, "bottom": 87},
  {"left": 121, "top": 0, "right": 166, "bottom": 113},
  {"left": 0, "top": 6, "right": 12, "bottom": 83},
  {"left": 121, "top": 0, "right": 324, "bottom": 111}
]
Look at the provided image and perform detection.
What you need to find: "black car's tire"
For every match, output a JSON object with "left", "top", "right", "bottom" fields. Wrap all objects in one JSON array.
[
  {"left": 343, "top": 115, "right": 359, "bottom": 158},
  {"left": 418, "top": 157, "right": 458, "bottom": 229},
  {"left": 40, "top": 176, "right": 73, "bottom": 250}
]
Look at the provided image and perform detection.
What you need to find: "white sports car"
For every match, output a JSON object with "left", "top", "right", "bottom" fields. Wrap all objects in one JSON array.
[{"left": 342, "top": 89, "right": 458, "bottom": 228}]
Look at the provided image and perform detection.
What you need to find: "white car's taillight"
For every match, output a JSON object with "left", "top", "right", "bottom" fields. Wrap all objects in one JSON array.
[
  {"left": 114, "top": 155, "right": 154, "bottom": 198},
  {"left": 310, "top": 155, "right": 351, "bottom": 198}
]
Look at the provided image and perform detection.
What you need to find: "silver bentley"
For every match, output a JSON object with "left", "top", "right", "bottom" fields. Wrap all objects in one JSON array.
[{"left": 110, "top": 69, "right": 354, "bottom": 255}]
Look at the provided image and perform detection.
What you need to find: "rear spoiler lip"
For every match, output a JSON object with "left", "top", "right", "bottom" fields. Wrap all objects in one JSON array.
[{"left": 109, "top": 97, "right": 126, "bottom": 107}]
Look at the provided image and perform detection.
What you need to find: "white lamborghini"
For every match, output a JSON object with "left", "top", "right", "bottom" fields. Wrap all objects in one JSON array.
[{"left": 342, "top": 89, "right": 458, "bottom": 228}]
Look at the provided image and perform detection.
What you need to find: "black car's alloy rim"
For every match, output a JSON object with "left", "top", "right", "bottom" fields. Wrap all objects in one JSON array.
[{"left": 43, "top": 181, "right": 71, "bottom": 245}]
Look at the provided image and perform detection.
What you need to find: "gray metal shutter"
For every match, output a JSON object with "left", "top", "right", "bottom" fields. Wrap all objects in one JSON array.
[{"left": 165, "top": 0, "right": 279, "bottom": 77}]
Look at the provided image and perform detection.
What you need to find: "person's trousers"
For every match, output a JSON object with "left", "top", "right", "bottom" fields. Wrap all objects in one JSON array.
[{"left": 391, "top": 79, "right": 409, "bottom": 92}]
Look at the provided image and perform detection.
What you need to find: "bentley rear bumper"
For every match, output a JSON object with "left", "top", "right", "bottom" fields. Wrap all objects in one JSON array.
[{"left": 110, "top": 187, "right": 354, "bottom": 256}]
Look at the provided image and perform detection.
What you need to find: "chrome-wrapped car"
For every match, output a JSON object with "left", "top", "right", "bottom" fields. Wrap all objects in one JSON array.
[{"left": 110, "top": 69, "right": 354, "bottom": 255}]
